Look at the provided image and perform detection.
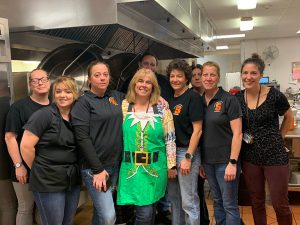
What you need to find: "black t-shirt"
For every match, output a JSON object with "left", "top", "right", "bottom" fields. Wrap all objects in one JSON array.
[
  {"left": 235, "top": 87, "right": 290, "bottom": 166},
  {"left": 202, "top": 88, "right": 242, "bottom": 164},
  {"left": 169, "top": 88, "right": 203, "bottom": 147},
  {"left": 156, "top": 73, "right": 174, "bottom": 102},
  {"left": 24, "top": 104, "right": 80, "bottom": 192},
  {"left": 5, "top": 96, "right": 48, "bottom": 182},
  {"left": 71, "top": 90, "right": 125, "bottom": 173}
]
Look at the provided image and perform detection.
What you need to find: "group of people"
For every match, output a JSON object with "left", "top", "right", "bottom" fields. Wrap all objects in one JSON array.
[{"left": 1, "top": 51, "right": 294, "bottom": 225}]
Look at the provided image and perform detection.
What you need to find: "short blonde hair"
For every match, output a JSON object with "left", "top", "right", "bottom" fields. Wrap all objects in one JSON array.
[
  {"left": 52, "top": 76, "right": 79, "bottom": 102},
  {"left": 126, "top": 68, "right": 160, "bottom": 105},
  {"left": 202, "top": 61, "right": 220, "bottom": 77}
]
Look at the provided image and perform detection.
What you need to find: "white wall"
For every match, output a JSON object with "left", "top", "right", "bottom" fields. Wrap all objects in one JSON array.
[
  {"left": 196, "top": 54, "right": 241, "bottom": 89},
  {"left": 241, "top": 37, "right": 300, "bottom": 92}
]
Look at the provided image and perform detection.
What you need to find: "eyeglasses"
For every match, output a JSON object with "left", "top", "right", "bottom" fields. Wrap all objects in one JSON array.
[{"left": 30, "top": 77, "right": 49, "bottom": 85}]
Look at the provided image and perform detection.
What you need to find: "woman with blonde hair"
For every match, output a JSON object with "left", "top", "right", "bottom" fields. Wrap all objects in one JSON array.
[
  {"left": 21, "top": 76, "right": 81, "bottom": 225},
  {"left": 117, "top": 68, "right": 176, "bottom": 225},
  {"left": 200, "top": 61, "right": 242, "bottom": 225}
]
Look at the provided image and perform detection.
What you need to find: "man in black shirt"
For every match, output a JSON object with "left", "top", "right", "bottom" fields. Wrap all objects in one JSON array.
[
  {"left": 138, "top": 52, "right": 173, "bottom": 101},
  {"left": 122, "top": 52, "right": 173, "bottom": 102}
]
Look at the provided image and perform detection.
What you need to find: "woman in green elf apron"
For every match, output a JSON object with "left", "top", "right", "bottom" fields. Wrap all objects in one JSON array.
[{"left": 117, "top": 68, "right": 176, "bottom": 225}]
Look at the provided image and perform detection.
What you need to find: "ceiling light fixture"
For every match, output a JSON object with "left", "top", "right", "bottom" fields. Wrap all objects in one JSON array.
[
  {"left": 237, "top": 0, "right": 257, "bottom": 10},
  {"left": 297, "top": 30, "right": 300, "bottom": 34},
  {"left": 216, "top": 45, "right": 229, "bottom": 50},
  {"left": 240, "top": 17, "right": 254, "bottom": 31},
  {"left": 213, "top": 34, "right": 245, "bottom": 39}
]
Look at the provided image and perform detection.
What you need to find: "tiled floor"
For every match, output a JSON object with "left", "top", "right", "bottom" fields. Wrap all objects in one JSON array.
[
  {"left": 74, "top": 192, "right": 300, "bottom": 225},
  {"left": 205, "top": 194, "right": 300, "bottom": 225}
]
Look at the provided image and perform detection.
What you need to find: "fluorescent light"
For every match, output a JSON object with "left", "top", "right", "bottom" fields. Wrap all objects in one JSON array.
[
  {"left": 213, "top": 34, "right": 245, "bottom": 39},
  {"left": 240, "top": 17, "right": 254, "bottom": 31},
  {"left": 297, "top": 30, "right": 300, "bottom": 34},
  {"left": 216, "top": 46, "right": 229, "bottom": 50},
  {"left": 237, "top": 0, "right": 257, "bottom": 10}
]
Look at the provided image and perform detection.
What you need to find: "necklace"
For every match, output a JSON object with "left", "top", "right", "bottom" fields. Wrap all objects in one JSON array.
[
  {"left": 204, "top": 87, "right": 219, "bottom": 105},
  {"left": 132, "top": 101, "right": 150, "bottom": 113},
  {"left": 245, "top": 85, "right": 261, "bottom": 135},
  {"left": 174, "top": 86, "right": 188, "bottom": 97}
]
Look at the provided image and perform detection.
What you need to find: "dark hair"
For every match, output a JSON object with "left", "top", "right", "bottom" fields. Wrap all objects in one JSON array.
[
  {"left": 241, "top": 53, "right": 265, "bottom": 74},
  {"left": 191, "top": 64, "right": 203, "bottom": 71},
  {"left": 166, "top": 59, "right": 192, "bottom": 83},
  {"left": 86, "top": 60, "right": 110, "bottom": 88},
  {"left": 139, "top": 52, "right": 158, "bottom": 65}
]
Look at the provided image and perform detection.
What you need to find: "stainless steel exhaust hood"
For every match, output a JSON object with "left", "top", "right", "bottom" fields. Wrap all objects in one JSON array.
[{"left": 0, "top": 0, "right": 216, "bottom": 60}]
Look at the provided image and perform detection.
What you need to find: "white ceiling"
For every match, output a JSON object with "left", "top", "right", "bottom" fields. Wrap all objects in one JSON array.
[{"left": 199, "top": 0, "right": 300, "bottom": 51}]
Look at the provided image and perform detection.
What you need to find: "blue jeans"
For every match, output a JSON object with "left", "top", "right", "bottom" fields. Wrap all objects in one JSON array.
[
  {"left": 157, "top": 194, "right": 171, "bottom": 213},
  {"left": 32, "top": 185, "right": 80, "bottom": 225},
  {"left": 135, "top": 203, "right": 157, "bottom": 225},
  {"left": 168, "top": 147, "right": 201, "bottom": 225},
  {"left": 81, "top": 166, "right": 118, "bottom": 225},
  {"left": 204, "top": 163, "right": 241, "bottom": 225}
]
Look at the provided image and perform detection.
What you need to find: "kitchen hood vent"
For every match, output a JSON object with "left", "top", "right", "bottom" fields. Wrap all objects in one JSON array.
[{"left": 2, "top": 0, "right": 216, "bottom": 59}]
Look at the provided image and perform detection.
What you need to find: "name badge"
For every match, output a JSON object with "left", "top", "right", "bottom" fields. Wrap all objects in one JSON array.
[{"left": 243, "top": 132, "right": 253, "bottom": 144}]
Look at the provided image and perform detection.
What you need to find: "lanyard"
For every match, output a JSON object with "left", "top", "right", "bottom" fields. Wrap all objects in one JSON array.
[{"left": 245, "top": 85, "right": 261, "bottom": 135}]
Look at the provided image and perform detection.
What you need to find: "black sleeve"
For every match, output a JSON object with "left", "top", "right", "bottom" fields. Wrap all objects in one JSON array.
[
  {"left": 73, "top": 126, "right": 104, "bottom": 174},
  {"left": 71, "top": 97, "right": 104, "bottom": 174},
  {"left": 5, "top": 103, "right": 22, "bottom": 134},
  {"left": 119, "top": 91, "right": 126, "bottom": 100},
  {"left": 189, "top": 92, "right": 204, "bottom": 122},
  {"left": 23, "top": 108, "right": 52, "bottom": 137},
  {"left": 225, "top": 95, "right": 243, "bottom": 121},
  {"left": 275, "top": 89, "right": 290, "bottom": 116}
]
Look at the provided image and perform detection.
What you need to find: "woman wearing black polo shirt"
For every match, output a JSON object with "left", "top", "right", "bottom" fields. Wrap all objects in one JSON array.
[
  {"left": 200, "top": 61, "right": 242, "bottom": 225},
  {"left": 167, "top": 59, "right": 203, "bottom": 225},
  {"left": 21, "top": 76, "right": 81, "bottom": 225},
  {"left": 71, "top": 61, "right": 124, "bottom": 225}
]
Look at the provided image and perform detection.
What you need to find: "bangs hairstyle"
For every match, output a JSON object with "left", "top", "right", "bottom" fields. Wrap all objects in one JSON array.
[
  {"left": 86, "top": 60, "right": 110, "bottom": 88},
  {"left": 166, "top": 59, "right": 192, "bottom": 84},
  {"left": 52, "top": 76, "right": 79, "bottom": 101},
  {"left": 126, "top": 68, "right": 160, "bottom": 105},
  {"left": 202, "top": 61, "right": 221, "bottom": 77},
  {"left": 191, "top": 64, "right": 203, "bottom": 71}
]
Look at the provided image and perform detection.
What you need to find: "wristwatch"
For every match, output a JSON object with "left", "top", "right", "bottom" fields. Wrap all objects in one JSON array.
[
  {"left": 14, "top": 162, "right": 23, "bottom": 168},
  {"left": 229, "top": 159, "right": 237, "bottom": 165},
  {"left": 185, "top": 153, "right": 193, "bottom": 160}
]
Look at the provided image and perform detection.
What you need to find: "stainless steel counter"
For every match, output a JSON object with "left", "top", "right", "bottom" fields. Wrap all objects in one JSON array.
[{"left": 286, "top": 127, "right": 300, "bottom": 190}]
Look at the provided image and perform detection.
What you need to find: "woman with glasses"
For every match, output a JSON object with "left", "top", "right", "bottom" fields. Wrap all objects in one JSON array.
[
  {"left": 200, "top": 61, "right": 242, "bottom": 225},
  {"left": 20, "top": 76, "right": 81, "bottom": 225},
  {"left": 235, "top": 54, "right": 293, "bottom": 225},
  {"left": 5, "top": 69, "right": 50, "bottom": 225}
]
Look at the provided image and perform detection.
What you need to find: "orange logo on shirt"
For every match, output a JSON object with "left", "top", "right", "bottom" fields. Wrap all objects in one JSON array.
[
  {"left": 173, "top": 104, "right": 183, "bottom": 115},
  {"left": 214, "top": 101, "right": 223, "bottom": 112},
  {"left": 109, "top": 97, "right": 118, "bottom": 106}
]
